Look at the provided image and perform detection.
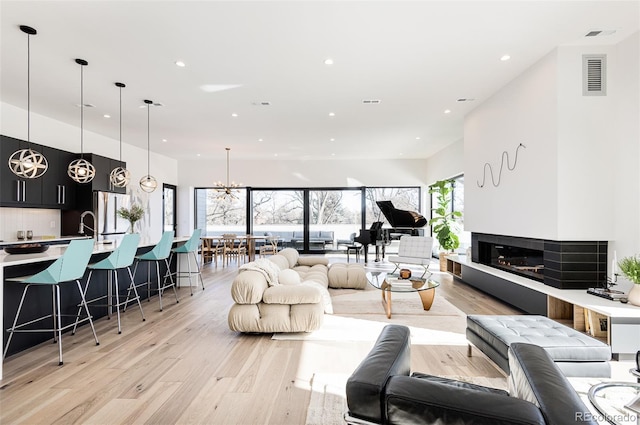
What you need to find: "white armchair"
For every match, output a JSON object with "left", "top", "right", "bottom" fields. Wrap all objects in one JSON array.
[{"left": 387, "top": 235, "right": 433, "bottom": 278}]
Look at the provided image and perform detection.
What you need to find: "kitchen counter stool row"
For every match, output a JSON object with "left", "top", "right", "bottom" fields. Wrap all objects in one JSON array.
[{"left": 2, "top": 230, "right": 204, "bottom": 365}]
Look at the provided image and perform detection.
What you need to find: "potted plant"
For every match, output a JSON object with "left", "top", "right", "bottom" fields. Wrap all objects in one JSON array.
[
  {"left": 619, "top": 255, "right": 640, "bottom": 306},
  {"left": 428, "top": 179, "right": 462, "bottom": 271},
  {"left": 117, "top": 204, "right": 145, "bottom": 234}
]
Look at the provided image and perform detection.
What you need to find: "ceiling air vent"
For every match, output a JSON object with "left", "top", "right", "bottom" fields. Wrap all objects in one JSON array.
[
  {"left": 252, "top": 101, "right": 271, "bottom": 106},
  {"left": 582, "top": 54, "right": 606, "bottom": 96},
  {"left": 362, "top": 99, "right": 381, "bottom": 104}
]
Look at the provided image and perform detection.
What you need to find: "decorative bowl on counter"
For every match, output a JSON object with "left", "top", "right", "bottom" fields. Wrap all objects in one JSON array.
[{"left": 3, "top": 243, "right": 50, "bottom": 254}]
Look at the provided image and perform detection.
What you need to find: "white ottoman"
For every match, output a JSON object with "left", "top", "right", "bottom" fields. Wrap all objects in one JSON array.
[{"left": 328, "top": 263, "right": 367, "bottom": 289}]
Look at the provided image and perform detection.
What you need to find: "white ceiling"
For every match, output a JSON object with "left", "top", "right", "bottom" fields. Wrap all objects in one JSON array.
[{"left": 1, "top": 1, "right": 638, "bottom": 161}]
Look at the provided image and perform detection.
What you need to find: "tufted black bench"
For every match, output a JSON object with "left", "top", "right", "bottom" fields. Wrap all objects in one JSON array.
[{"left": 467, "top": 315, "right": 611, "bottom": 377}]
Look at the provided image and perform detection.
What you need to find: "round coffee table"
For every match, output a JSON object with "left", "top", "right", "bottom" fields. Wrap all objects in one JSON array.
[
  {"left": 588, "top": 381, "right": 640, "bottom": 425},
  {"left": 367, "top": 272, "right": 440, "bottom": 318}
]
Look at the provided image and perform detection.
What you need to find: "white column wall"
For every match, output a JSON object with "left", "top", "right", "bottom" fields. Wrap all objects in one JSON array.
[{"left": 464, "top": 50, "right": 559, "bottom": 239}]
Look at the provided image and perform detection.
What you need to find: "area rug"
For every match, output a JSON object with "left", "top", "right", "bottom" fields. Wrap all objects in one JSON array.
[
  {"left": 329, "top": 284, "right": 465, "bottom": 317},
  {"left": 273, "top": 285, "right": 467, "bottom": 345},
  {"left": 304, "top": 372, "right": 507, "bottom": 425}
]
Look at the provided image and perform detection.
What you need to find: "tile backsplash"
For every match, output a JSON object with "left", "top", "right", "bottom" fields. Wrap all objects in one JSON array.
[{"left": 0, "top": 208, "right": 60, "bottom": 242}]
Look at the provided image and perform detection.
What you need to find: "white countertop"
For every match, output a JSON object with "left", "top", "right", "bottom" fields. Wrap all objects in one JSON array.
[
  {"left": 0, "top": 235, "right": 93, "bottom": 247},
  {"left": 446, "top": 254, "right": 640, "bottom": 319},
  {"left": 0, "top": 236, "right": 190, "bottom": 268}
]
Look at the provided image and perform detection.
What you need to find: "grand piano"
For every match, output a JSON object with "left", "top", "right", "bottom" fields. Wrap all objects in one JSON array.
[{"left": 354, "top": 201, "right": 428, "bottom": 263}]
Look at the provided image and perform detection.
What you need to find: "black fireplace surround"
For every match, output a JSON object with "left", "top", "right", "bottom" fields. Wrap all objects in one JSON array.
[{"left": 472, "top": 233, "right": 607, "bottom": 289}]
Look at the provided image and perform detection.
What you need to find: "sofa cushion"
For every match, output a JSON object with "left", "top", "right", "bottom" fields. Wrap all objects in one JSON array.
[
  {"left": 297, "top": 256, "right": 330, "bottom": 266},
  {"left": 231, "top": 270, "right": 269, "bottom": 304},
  {"left": 269, "top": 255, "right": 290, "bottom": 270},
  {"left": 263, "top": 284, "right": 322, "bottom": 305},
  {"left": 302, "top": 280, "right": 333, "bottom": 314},
  {"left": 279, "top": 269, "right": 301, "bottom": 285},
  {"left": 279, "top": 248, "right": 299, "bottom": 268}
]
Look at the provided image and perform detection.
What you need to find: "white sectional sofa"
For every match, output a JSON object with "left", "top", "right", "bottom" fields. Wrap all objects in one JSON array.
[{"left": 228, "top": 248, "right": 366, "bottom": 333}]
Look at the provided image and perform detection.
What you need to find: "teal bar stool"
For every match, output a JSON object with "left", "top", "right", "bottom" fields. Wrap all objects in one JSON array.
[
  {"left": 170, "top": 228, "right": 205, "bottom": 296},
  {"left": 73, "top": 233, "right": 145, "bottom": 334},
  {"left": 131, "top": 230, "right": 178, "bottom": 311},
  {"left": 3, "top": 238, "right": 99, "bottom": 365}
]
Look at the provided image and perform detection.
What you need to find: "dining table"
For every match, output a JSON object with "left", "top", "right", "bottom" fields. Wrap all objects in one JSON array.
[{"left": 201, "top": 234, "right": 266, "bottom": 264}]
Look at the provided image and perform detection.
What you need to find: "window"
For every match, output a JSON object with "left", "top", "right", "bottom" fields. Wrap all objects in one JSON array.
[
  {"left": 194, "top": 185, "right": 421, "bottom": 253},
  {"left": 252, "top": 189, "right": 303, "bottom": 249},
  {"left": 195, "top": 188, "right": 247, "bottom": 235},
  {"left": 364, "top": 187, "right": 421, "bottom": 227}
]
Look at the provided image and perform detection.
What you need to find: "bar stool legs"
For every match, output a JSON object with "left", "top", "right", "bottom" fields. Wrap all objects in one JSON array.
[{"left": 3, "top": 279, "right": 99, "bottom": 366}]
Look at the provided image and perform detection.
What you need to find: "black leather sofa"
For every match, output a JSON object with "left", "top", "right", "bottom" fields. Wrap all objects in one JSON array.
[{"left": 345, "top": 324, "right": 598, "bottom": 425}]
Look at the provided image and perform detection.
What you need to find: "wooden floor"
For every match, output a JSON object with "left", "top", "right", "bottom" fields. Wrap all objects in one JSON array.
[{"left": 0, "top": 258, "right": 520, "bottom": 425}]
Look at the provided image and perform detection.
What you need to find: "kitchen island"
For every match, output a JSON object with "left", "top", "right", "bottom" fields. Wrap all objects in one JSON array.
[{"left": 0, "top": 235, "right": 189, "bottom": 379}]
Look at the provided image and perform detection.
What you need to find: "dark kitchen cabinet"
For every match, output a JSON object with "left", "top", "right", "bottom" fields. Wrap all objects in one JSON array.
[
  {"left": 41, "top": 146, "right": 76, "bottom": 209},
  {"left": 74, "top": 154, "right": 127, "bottom": 210},
  {"left": 0, "top": 135, "right": 43, "bottom": 207}
]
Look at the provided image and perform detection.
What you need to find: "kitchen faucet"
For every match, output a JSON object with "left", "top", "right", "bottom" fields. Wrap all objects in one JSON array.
[{"left": 79, "top": 210, "right": 97, "bottom": 240}]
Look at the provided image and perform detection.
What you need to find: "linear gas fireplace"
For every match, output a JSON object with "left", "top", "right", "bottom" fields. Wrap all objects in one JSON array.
[{"left": 472, "top": 233, "right": 607, "bottom": 289}]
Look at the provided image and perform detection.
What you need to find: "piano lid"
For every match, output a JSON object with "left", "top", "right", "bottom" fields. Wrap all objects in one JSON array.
[{"left": 376, "top": 201, "right": 427, "bottom": 228}]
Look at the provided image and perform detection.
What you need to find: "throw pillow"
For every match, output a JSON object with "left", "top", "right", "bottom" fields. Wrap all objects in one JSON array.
[{"left": 279, "top": 269, "right": 301, "bottom": 285}]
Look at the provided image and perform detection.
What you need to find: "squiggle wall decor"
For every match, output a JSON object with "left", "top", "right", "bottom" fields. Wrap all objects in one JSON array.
[{"left": 477, "top": 143, "right": 526, "bottom": 188}]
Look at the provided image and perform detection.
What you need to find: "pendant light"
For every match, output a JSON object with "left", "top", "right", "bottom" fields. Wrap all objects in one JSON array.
[
  {"left": 139, "top": 99, "right": 157, "bottom": 192},
  {"left": 8, "top": 25, "right": 48, "bottom": 179},
  {"left": 215, "top": 147, "right": 242, "bottom": 201},
  {"left": 68, "top": 58, "right": 95, "bottom": 183},
  {"left": 109, "top": 82, "right": 130, "bottom": 188}
]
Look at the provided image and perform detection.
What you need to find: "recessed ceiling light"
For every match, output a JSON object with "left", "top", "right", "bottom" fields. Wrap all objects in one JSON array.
[
  {"left": 258, "top": 138, "right": 263, "bottom": 142},
  {"left": 162, "top": 139, "right": 167, "bottom": 142},
  {"left": 328, "top": 112, "right": 335, "bottom": 117},
  {"left": 331, "top": 153, "right": 335, "bottom": 156},
  {"left": 444, "top": 109, "right": 451, "bottom": 114},
  {"left": 231, "top": 113, "right": 238, "bottom": 117},
  {"left": 274, "top": 153, "right": 278, "bottom": 157},
  {"left": 196, "top": 153, "right": 201, "bottom": 157},
  {"left": 103, "top": 114, "right": 111, "bottom": 118},
  {"left": 415, "top": 137, "right": 421, "bottom": 140},
  {"left": 324, "top": 58, "right": 334, "bottom": 65},
  {"left": 175, "top": 60, "right": 186, "bottom": 67},
  {"left": 500, "top": 54, "right": 511, "bottom": 61},
  {"left": 330, "top": 138, "right": 335, "bottom": 142}
]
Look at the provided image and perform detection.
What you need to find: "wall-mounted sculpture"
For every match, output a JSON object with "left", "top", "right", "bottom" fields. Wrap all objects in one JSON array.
[{"left": 477, "top": 143, "right": 526, "bottom": 188}]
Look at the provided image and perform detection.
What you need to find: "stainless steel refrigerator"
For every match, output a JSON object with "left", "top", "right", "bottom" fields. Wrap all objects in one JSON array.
[{"left": 95, "top": 191, "right": 131, "bottom": 237}]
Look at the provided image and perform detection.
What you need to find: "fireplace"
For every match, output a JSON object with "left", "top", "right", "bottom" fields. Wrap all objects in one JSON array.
[{"left": 472, "top": 233, "right": 607, "bottom": 289}]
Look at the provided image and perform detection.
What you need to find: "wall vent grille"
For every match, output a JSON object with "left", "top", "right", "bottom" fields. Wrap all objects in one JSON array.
[{"left": 582, "top": 54, "right": 607, "bottom": 96}]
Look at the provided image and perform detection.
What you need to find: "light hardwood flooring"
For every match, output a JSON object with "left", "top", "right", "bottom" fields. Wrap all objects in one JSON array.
[{"left": 0, "top": 258, "right": 520, "bottom": 425}]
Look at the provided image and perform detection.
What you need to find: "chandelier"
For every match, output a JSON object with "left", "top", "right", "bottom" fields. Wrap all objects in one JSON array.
[
  {"left": 109, "top": 82, "right": 130, "bottom": 188},
  {"left": 8, "top": 25, "right": 48, "bottom": 179},
  {"left": 139, "top": 99, "right": 157, "bottom": 192},
  {"left": 215, "top": 147, "right": 242, "bottom": 201},
  {"left": 68, "top": 58, "right": 95, "bottom": 183}
]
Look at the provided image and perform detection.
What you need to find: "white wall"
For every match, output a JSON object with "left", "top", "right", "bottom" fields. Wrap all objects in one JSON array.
[
  {"left": 424, "top": 139, "right": 464, "bottom": 185},
  {"left": 463, "top": 31, "right": 639, "bottom": 289},
  {"left": 610, "top": 32, "right": 640, "bottom": 261},
  {"left": 1, "top": 102, "right": 178, "bottom": 241},
  {"left": 465, "top": 50, "right": 559, "bottom": 239},
  {"left": 178, "top": 157, "right": 427, "bottom": 189}
]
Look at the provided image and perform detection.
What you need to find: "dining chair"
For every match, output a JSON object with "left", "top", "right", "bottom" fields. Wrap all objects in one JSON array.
[
  {"left": 202, "top": 236, "right": 224, "bottom": 267},
  {"left": 73, "top": 233, "right": 145, "bottom": 334},
  {"left": 3, "top": 238, "right": 99, "bottom": 365},
  {"left": 130, "top": 230, "right": 178, "bottom": 311},
  {"left": 259, "top": 236, "right": 279, "bottom": 257},
  {"left": 169, "top": 228, "right": 205, "bottom": 295},
  {"left": 222, "top": 234, "right": 246, "bottom": 266}
]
